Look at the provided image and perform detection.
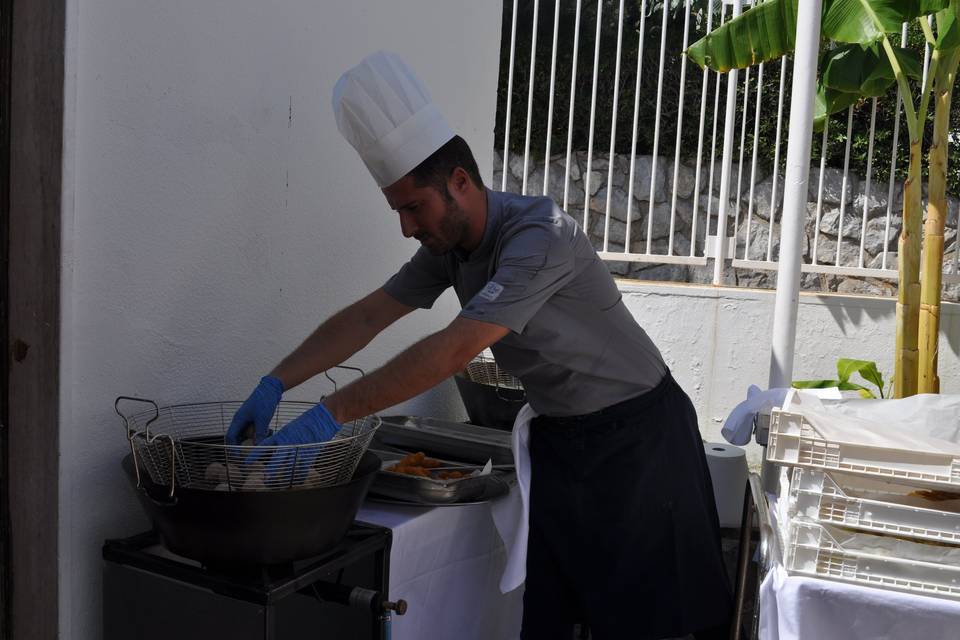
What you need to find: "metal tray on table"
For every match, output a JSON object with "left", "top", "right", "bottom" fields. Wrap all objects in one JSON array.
[
  {"left": 370, "top": 449, "right": 511, "bottom": 504},
  {"left": 369, "top": 416, "right": 515, "bottom": 504},
  {"left": 373, "top": 416, "right": 514, "bottom": 465}
]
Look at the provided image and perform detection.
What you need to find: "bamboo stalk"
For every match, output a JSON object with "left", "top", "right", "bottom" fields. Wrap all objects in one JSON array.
[
  {"left": 895, "top": 140, "right": 923, "bottom": 399},
  {"left": 918, "top": 49, "right": 960, "bottom": 393}
]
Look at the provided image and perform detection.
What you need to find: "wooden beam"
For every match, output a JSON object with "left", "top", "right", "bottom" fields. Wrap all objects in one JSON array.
[{"left": 7, "top": 0, "right": 64, "bottom": 636}]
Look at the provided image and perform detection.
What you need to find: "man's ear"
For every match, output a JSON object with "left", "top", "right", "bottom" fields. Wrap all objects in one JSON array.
[{"left": 448, "top": 166, "right": 472, "bottom": 197}]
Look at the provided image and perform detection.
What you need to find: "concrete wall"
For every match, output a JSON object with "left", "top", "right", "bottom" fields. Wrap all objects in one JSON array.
[
  {"left": 621, "top": 281, "right": 960, "bottom": 466},
  {"left": 59, "top": 1, "right": 501, "bottom": 638}
]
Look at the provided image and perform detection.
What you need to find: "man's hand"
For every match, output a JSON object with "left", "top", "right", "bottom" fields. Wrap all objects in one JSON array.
[
  {"left": 225, "top": 376, "right": 284, "bottom": 444},
  {"left": 246, "top": 403, "right": 342, "bottom": 480}
]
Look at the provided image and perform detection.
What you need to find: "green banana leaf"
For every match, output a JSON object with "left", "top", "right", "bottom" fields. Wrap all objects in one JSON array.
[
  {"left": 792, "top": 358, "right": 885, "bottom": 399},
  {"left": 822, "top": 0, "right": 949, "bottom": 45},
  {"left": 686, "top": 0, "right": 948, "bottom": 72},
  {"left": 821, "top": 43, "right": 921, "bottom": 96},
  {"left": 685, "top": 0, "right": 798, "bottom": 72},
  {"left": 937, "top": 9, "right": 960, "bottom": 50}
]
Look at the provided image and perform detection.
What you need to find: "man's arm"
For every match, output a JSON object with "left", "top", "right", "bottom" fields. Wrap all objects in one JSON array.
[
  {"left": 323, "top": 316, "right": 511, "bottom": 424},
  {"left": 270, "top": 288, "right": 414, "bottom": 390}
]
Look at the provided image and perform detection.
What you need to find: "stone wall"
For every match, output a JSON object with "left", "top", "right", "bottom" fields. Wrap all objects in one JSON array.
[{"left": 494, "top": 151, "right": 960, "bottom": 302}]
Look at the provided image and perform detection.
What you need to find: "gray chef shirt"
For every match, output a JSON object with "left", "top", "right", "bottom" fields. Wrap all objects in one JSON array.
[{"left": 383, "top": 188, "right": 667, "bottom": 416}]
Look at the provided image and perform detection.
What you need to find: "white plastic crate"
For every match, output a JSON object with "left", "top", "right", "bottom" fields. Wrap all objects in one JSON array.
[
  {"left": 786, "top": 520, "right": 960, "bottom": 600},
  {"left": 768, "top": 409, "right": 960, "bottom": 490},
  {"left": 789, "top": 468, "right": 960, "bottom": 545}
]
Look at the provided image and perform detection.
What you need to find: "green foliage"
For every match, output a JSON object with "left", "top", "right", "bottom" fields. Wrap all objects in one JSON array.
[{"left": 793, "top": 358, "right": 886, "bottom": 398}]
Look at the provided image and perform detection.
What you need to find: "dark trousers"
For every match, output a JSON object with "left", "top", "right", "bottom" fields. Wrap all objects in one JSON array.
[{"left": 520, "top": 373, "right": 732, "bottom": 640}]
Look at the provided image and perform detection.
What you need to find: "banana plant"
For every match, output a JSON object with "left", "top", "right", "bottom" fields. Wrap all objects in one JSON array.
[
  {"left": 793, "top": 357, "right": 887, "bottom": 398},
  {"left": 686, "top": 0, "right": 953, "bottom": 398},
  {"left": 919, "top": 5, "right": 960, "bottom": 393}
]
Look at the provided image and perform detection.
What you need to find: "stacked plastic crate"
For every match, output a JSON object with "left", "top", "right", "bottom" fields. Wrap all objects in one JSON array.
[{"left": 766, "top": 407, "right": 960, "bottom": 600}]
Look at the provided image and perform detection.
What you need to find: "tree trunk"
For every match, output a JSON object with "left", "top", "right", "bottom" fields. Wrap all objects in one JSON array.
[
  {"left": 895, "top": 140, "right": 922, "bottom": 398},
  {"left": 918, "top": 51, "right": 960, "bottom": 394}
]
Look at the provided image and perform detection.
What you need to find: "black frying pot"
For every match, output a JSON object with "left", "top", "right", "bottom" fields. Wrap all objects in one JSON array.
[{"left": 122, "top": 450, "right": 379, "bottom": 566}]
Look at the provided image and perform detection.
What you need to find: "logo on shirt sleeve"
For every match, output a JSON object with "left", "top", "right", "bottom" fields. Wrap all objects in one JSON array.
[{"left": 478, "top": 280, "right": 504, "bottom": 302}]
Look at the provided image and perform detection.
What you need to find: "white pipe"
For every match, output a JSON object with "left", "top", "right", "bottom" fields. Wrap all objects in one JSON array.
[
  {"left": 768, "top": 0, "right": 822, "bottom": 389},
  {"left": 712, "top": 0, "right": 742, "bottom": 285}
]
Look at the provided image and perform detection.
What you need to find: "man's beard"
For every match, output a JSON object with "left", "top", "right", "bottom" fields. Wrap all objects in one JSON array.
[{"left": 423, "top": 199, "right": 470, "bottom": 255}]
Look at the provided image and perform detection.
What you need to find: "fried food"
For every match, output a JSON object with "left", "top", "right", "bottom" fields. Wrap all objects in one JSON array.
[
  {"left": 909, "top": 489, "right": 960, "bottom": 502},
  {"left": 386, "top": 451, "right": 472, "bottom": 481}
]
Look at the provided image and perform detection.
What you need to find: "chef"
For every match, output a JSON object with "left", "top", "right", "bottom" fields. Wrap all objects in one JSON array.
[{"left": 227, "top": 50, "right": 732, "bottom": 639}]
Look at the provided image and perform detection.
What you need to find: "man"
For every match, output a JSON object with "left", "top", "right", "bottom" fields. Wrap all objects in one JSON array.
[{"left": 227, "top": 51, "right": 731, "bottom": 639}]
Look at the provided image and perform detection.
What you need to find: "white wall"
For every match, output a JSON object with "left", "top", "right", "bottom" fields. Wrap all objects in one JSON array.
[
  {"left": 60, "top": 1, "right": 501, "bottom": 638},
  {"left": 621, "top": 281, "right": 960, "bottom": 467}
]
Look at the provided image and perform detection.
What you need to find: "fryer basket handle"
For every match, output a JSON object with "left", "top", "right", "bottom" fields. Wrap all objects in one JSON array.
[{"left": 114, "top": 396, "right": 159, "bottom": 436}]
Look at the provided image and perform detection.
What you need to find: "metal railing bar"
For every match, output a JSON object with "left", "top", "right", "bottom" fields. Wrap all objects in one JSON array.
[
  {"left": 501, "top": 0, "right": 519, "bottom": 192},
  {"left": 745, "top": 59, "right": 765, "bottom": 260},
  {"left": 562, "top": 0, "right": 583, "bottom": 212},
  {"left": 603, "top": 0, "right": 628, "bottom": 252},
  {"left": 858, "top": 98, "right": 878, "bottom": 268},
  {"left": 646, "top": 2, "right": 671, "bottom": 253},
  {"left": 690, "top": 0, "right": 716, "bottom": 258},
  {"left": 836, "top": 106, "right": 854, "bottom": 266},
  {"left": 668, "top": 0, "right": 693, "bottom": 256},
  {"left": 733, "top": 66, "right": 751, "bottom": 255},
  {"left": 521, "top": 0, "right": 541, "bottom": 196},
  {"left": 624, "top": 0, "right": 649, "bottom": 254},
  {"left": 705, "top": 5, "right": 727, "bottom": 235},
  {"left": 766, "top": 55, "right": 789, "bottom": 262},
  {"left": 598, "top": 252, "right": 708, "bottom": 266},
  {"left": 543, "top": 0, "right": 562, "bottom": 195},
  {"left": 812, "top": 119, "right": 830, "bottom": 265},
  {"left": 883, "top": 23, "right": 908, "bottom": 271},
  {"left": 582, "top": 0, "right": 604, "bottom": 231}
]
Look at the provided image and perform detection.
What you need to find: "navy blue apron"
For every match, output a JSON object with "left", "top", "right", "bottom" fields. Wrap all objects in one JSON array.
[{"left": 521, "top": 373, "right": 732, "bottom": 640}]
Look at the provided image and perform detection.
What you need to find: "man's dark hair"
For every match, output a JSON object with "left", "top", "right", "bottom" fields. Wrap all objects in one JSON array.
[{"left": 408, "top": 135, "right": 484, "bottom": 198}]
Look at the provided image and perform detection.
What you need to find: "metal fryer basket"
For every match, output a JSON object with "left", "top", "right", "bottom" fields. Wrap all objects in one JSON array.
[
  {"left": 116, "top": 397, "right": 380, "bottom": 496},
  {"left": 461, "top": 350, "right": 524, "bottom": 393}
]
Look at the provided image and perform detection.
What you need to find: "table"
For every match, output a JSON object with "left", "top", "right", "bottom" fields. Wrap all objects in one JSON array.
[
  {"left": 357, "top": 499, "right": 524, "bottom": 640},
  {"left": 736, "top": 474, "right": 960, "bottom": 640}
]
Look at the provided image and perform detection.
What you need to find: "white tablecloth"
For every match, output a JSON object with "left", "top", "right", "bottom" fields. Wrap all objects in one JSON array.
[
  {"left": 759, "top": 564, "right": 960, "bottom": 640},
  {"left": 357, "top": 500, "right": 524, "bottom": 640}
]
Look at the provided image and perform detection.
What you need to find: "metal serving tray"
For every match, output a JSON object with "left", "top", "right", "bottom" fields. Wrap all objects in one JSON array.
[
  {"left": 373, "top": 416, "right": 513, "bottom": 466},
  {"left": 370, "top": 449, "right": 510, "bottom": 504}
]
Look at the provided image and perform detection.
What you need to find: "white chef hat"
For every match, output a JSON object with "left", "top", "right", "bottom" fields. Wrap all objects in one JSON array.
[{"left": 332, "top": 51, "right": 455, "bottom": 188}]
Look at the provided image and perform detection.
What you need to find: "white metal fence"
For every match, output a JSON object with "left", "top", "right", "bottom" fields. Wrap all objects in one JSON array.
[{"left": 495, "top": 0, "right": 960, "bottom": 291}]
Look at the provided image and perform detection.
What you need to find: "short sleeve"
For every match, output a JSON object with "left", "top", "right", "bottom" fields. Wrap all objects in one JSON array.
[
  {"left": 458, "top": 219, "right": 575, "bottom": 333},
  {"left": 383, "top": 246, "right": 451, "bottom": 309}
]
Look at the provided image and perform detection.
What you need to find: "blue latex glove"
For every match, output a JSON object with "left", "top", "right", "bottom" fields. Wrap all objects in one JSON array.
[
  {"left": 246, "top": 403, "right": 342, "bottom": 480},
  {"left": 721, "top": 385, "right": 790, "bottom": 445},
  {"left": 225, "top": 375, "right": 284, "bottom": 445}
]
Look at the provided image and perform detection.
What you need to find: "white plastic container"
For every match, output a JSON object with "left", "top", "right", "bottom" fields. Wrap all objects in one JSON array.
[
  {"left": 785, "top": 520, "right": 960, "bottom": 600},
  {"left": 768, "top": 409, "right": 960, "bottom": 490},
  {"left": 789, "top": 468, "right": 960, "bottom": 545}
]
